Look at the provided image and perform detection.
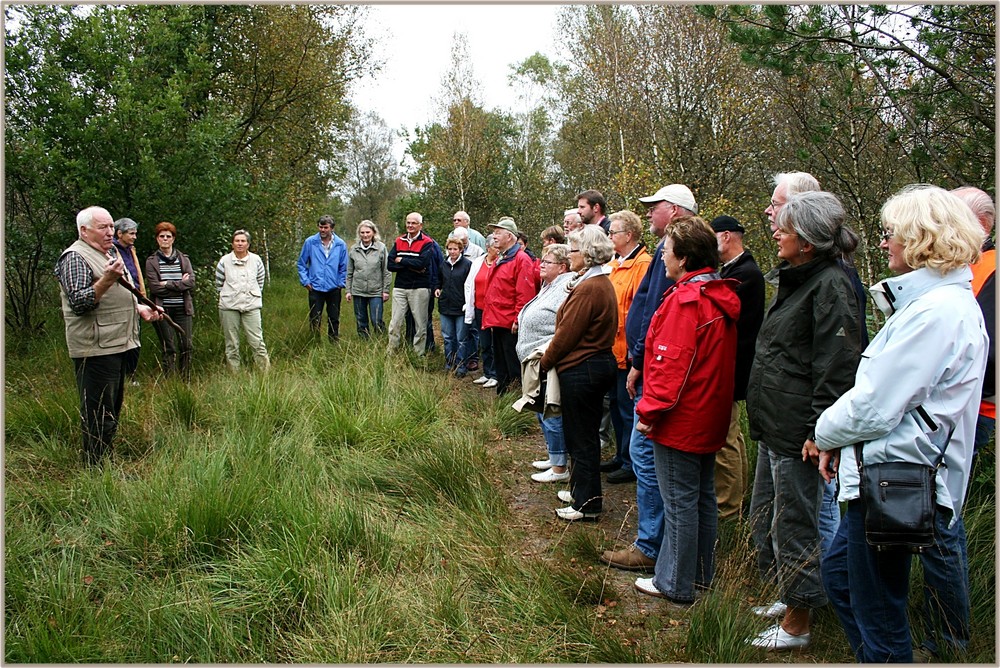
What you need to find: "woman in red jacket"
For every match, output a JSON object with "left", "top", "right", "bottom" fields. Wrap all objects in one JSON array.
[{"left": 633, "top": 217, "right": 740, "bottom": 604}]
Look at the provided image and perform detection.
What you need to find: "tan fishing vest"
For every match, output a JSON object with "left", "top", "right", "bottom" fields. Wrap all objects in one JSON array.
[{"left": 59, "top": 239, "right": 140, "bottom": 358}]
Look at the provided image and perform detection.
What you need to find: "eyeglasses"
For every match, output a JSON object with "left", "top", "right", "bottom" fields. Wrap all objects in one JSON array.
[
  {"left": 568, "top": 249, "right": 581, "bottom": 254},
  {"left": 539, "top": 259, "right": 567, "bottom": 266},
  {"left": 880, "top": 229, "right": 894, "bottom": 242},
  {"left": 608, "top": 230, "right": 628, "bottom": 237}
]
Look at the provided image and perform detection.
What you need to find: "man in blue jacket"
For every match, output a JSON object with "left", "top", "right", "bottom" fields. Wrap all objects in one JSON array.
[{"left": 297, "top": 215, "right": 348, "bottom": 341}]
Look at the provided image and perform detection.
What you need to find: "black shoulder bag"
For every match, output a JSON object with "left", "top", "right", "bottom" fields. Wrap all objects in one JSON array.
[{"left": 854, "top": 406, "right": 952, "bottom": 553}]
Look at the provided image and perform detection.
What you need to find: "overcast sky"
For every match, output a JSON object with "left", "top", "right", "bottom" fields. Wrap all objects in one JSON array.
[{"left": 349, "top": 4, "right": 565, "bottom": 163}]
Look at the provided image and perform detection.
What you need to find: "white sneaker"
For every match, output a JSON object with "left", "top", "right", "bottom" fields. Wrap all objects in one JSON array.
[
  {"left": 555, "top": 505, "right": 599, "bottom": 521},
  {"left": 531, "top": 468, "right": 570, "bottom": 483},
  {"left": 749, "top": 624, "right": 810, "bottom": 650},
  {"left": 482, "top": 378, "right": 498, "bottom": 388},
  {"left": 752, "top": 601, "right": 788, "bottom": 618},
  {"left": 557, "top": 490, "right": 574, "bottom": 504},
  {"left": 532, "top": 459, "right": 554, "bottom": 470},
  {"left": 473, "top": 375, "right": 489, "bottom": 385}
]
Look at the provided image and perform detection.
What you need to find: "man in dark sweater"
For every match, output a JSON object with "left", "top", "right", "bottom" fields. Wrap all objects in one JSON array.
[
  {"left": 387, "top": 212, "right": 436, "bottom": 355},
  {"left": 711, "top": 215, "right": 765, "bottom": 520}
]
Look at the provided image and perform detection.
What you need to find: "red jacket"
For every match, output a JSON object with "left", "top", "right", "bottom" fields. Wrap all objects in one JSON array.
[
  {"left": 482, "top": 244, "right": 539, "bottom": 330},
  {"left": 636, "top": 268, "right": 740, "bottom": 454}
]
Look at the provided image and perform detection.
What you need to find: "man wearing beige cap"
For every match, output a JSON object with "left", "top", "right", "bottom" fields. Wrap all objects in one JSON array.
[
  {"left": 601, "top": 183, "right": 698, "bottom": 572},
  {"left": 481, "top": 217, "right": 539, "bottom": 394}
]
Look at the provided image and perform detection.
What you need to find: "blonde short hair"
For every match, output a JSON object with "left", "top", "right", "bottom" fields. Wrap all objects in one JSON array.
[
  {"left": 356, "top": 219, "right": 381, "bottom": 242},
  {"left": 882, "top": 185, "right": 982, "bottom": 274},
  {"left": 567, "top": 224, "right": 614, "bottom": 267},
  {"left": 609, "top": 210, "right": 644, "bottom": 239}
]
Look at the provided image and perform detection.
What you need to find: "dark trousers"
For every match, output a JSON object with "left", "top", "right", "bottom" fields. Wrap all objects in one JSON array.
[
  {"left": 73, "top": 352, "right": 127, "bottom": 465},
  {"left": 607, "top": 368, "right": 633, "bottom": 470},
  {"left": 491, "top": 327, "right": 520, "bottom": 394},
  {"left": 474, "top": 308, "right": 494, "bottom": 379},
  {"left": 123, "top": 345, "right": 141, "bottom": 378},
  {"left": 558, "top": 352, "right": 617, "bottom": 514},
  {"left": 308, "top": 288, "right": 342, "bottom": 340},
  {"left": 153, "top": 307, "right": 193, "bottom": 377}
]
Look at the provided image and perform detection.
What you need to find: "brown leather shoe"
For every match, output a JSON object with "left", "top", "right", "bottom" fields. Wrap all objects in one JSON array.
[{"left": 600, "top": 544, "right": 656, "bottom": 571}]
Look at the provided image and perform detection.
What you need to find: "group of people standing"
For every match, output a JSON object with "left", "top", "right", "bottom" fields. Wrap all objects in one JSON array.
[{"left": 56, "top": 169, "right": 993, "bottom": 663}]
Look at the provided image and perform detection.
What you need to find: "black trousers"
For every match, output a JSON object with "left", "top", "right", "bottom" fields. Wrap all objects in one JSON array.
[
  {"left": 73, "top": 352, "right": 127, "bottom": 465},
  {"left": 559, "top": 352, "right": 617, "bottom": 513},
  {"left": 152, "top": 306, "right": 193, "bottom": 376},
  {"left": 308, "top": 288, "right": 342, "bottom": 340},
  {"left": 491, "top": 327, "right": 520, "bottom": 394}
]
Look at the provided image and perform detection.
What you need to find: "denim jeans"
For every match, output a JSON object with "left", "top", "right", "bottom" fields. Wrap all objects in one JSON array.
[
  {"left": 628, "top": 379, "right": 665, "bottom": 560},
  {"left": 440, "top": 314, "right": 469, "bottom": 372},
  {"left": 918, "top": 511, "right": 970, "bottom": 655},
  {"left": 749, "top": 441, "right": 827, "bottom": 609},
  {"left": 607, "top": 368, "right": 633, "bottom": 470},
  {"left": 464, "top": 316, "right": 480, "bottom": 366},
  {"left": 308, "top": 287, "right": 342, "bottom": 340},
  {"left": 538, "top": 413, "right": 567, "bottom": 467},
  {"left": 651, "top": 445, "right": 717, "bottom": 602},
  {"left": 973, "top": 413, "right": 994, "bottom": 455},
  {"left": 558, "top": 352, "right": 617, "bottom": 514},
  {"left": 819, "top": 478, "right": 842, "bottom": 557},
  {"left": 475, "top": 309, "right": 496, "bottom": 380},
  {"left": 352, "top": 295, "right": 385, "bottom": 338},
  {"left": 824, "top": 501, "right": 914, "bottom": 662}
]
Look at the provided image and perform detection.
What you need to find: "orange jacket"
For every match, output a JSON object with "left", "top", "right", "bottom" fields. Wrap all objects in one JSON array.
[{"left": 607, "top": 247, "right": 652, "bottom": 369}]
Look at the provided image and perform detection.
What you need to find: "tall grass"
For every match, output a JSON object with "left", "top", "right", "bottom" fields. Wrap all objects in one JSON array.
[{"left": 5, "top": 270, "right": 995, "bottom": 662}]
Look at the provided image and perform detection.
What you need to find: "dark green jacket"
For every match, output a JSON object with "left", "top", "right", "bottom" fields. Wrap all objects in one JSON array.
[{"left": 746, "top": 257, "right": 862, "bottom": 457}]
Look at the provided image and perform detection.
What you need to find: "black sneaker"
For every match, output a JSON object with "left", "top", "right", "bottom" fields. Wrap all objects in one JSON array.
[
  {"left": 607, "top": 468, "right": 637, "bottom": 484},
  {"left": 598, "top": 459, "right": 620, "bottom": 472}
]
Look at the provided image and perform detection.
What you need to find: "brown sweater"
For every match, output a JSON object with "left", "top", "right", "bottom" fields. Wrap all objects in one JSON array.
[{"left": 540, "top": 274, "right": 618, "bottom": 373}]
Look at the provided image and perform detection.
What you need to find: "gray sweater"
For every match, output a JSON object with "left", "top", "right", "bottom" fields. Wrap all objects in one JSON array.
[{"left": 515, "top": 271, "right": 574, "bottom": 362}]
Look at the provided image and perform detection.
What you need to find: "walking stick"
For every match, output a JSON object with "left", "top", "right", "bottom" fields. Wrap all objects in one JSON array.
[{"left": 115, "top": 276, "right": 190, "bottom": 349}]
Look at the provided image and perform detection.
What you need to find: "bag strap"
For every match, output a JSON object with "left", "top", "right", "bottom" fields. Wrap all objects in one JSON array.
[{"left": 854, "top": 405, "right": 954, "bottom": 471}]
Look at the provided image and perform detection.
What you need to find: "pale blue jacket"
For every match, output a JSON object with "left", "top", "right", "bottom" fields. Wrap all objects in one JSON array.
[
  {"left": 297, "top": 233, "right": 348, "bottom": 292},
  {"left": 815, "top": 266, "right": 988, "bottom": 521}
]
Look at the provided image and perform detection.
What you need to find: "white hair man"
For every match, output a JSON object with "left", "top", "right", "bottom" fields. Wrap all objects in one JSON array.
[
  {"left": 387, "top": 212, "right": 437, "bottom": 354},
  {"left": 563, "top": 209, "right": 583, "bottom": 233},
  {"left": 453, "top": 210, "right": 487, "bottom": 251},
  {"left": 55, "top": 206, "right": 162, "bottom": 465}
]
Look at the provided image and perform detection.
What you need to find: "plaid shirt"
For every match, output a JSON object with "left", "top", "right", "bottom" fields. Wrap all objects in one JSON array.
[{"left": 55, "top": 251, "right": 98, "bottom": 315}]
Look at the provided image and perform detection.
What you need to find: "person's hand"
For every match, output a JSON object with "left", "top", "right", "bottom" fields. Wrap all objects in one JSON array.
[
  {"left": 818, "top": 450, "right": 839, "bottom": 483},
  {"left": 382, "top": 292, "right": 390, "bottom": 302},
  {"left": 345, "top": 292, "right": 353, "bottom": 302},
  {"left": 636, "top": 420, "right": 651, "bottom": 435},
  {"left": 626, "top": 366, "right": 641, "bottom": 400},
  {"left": 434, "top": 289, "right": 441, "bottom": 298},
  {"left": 305, "top": 284, "right": 312, "bottom": 291},
  {"left": 802, "top": 439, "right": 821, "bottom": 465},
  {"left": 511, "top": 321, "right": 518, "bottom": 334},
  {"left": 100, "top": 254, "right": 126, "bottom": 284},
  {"left": 138, "top": 304, "right": 163, "bottom": 322},
  {"left": 181, "top": 273, "right": 190, "bottom": 281}
]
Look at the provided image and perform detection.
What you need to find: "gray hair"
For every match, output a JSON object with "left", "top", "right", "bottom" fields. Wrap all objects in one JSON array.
[
  {"left": 568, "top": 224, "right": 614, "bottom": 267},
  {"left": 777, "top": 191, "right": 859, "bottom": 260},
  {"left": 454, "top": 210, "right": 470, "bottom": 225},
  {"left": 356, "top": 219, "right": 381, "bottom": 242},
  {"left": 114, "top": 217, "right": 138, "bottom": 234},
  {"left": 774, "top": 171, "right": 821, "bottom": 197},
  {"left": 952, "top": 186, "right": 995, "bottom": 235},
  {"left": 542, "top": 243, "right": 571, "bottom": 268},
  {"left": 233, "top": 228, "right": 251, "bottom": 242}
]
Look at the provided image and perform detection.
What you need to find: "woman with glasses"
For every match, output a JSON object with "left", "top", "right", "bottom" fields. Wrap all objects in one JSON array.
[
  {"left": 145, "top": 221, "right": 195, "bottom": 377},
  {"left": 744, "top": 191, "right": 863, "bottom": 650},
  {"left": 540, "top": 225, "right": 618, "bottom": 521},
  {"left": 807, "top": 185, "right": 988, "bottom": 662},
  {"left": 514, "top": 243, "right": 574, "bottom": 483}
]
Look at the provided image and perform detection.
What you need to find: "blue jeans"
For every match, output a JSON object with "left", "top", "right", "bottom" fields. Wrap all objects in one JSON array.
[
  {"left": 628, "top": 379, "right": 665, "bottom": 560},
  {"left": 538, "top": 414, "right": 567, "bottom": 467},
  {"left": 607, "top": 368, "right": 633, "bottom": 470},
  {"left": 973, "top": 413, "right": 994, "bottom": 456},
  {"left": 558, "top": 352, "right": 617, "bottom": 514},
  {"left": 440, "top": 314, "right": 469, "bottom": 372},
  {"left": 824, "top": 501, "right": 914, "bottom": 662},
  {"left": 352, "top": 295, "right": 385, "bottom": 338},
  {"left": 474, "top": 308, "right": 496, "bottom": 380},
  {"left": 819, "top": 478, "right": 842, "bottom": 557},
  {"left": 652, "top": 445, "right": 717, "bottom": 602},
  {"left": 918, "top": 512, "right": 970, "bottom": 655}
]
